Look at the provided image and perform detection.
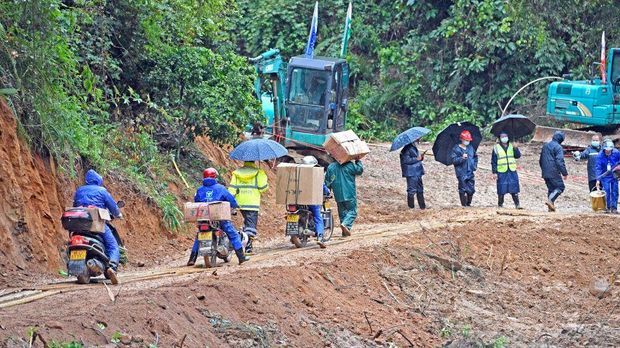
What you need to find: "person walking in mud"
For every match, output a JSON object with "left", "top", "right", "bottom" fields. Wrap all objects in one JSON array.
[
  {"left": 228, "top": 161, "right": 268, "bottom": 254},
  {"left": 573, "top": 134, "right": 602, "bottom": 192},
  {"left": 539, "top": 131, "right": 568, "bottom": 212},
  {"left": 400, "top": 140, "right": 427, "bottom": 209},
  {"left": 325, "top": 159, "right": 363, "bottom": 237},
  {"left": 451, "top": 130, "right": 478, "bottom": 207},
  {"left": 491, "top": 131, "right": 522, "bottom": 209}
]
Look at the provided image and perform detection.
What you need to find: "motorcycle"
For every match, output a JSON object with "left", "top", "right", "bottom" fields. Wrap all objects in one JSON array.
[
  {"left": 61, "top": 201, "right": 125, "bottom": 284},
  {"left": 196, "top": 215, "right": 247, "bottom": 268},
  {"left": 285, "top": 196, "right": 334, "bottom": 248}
]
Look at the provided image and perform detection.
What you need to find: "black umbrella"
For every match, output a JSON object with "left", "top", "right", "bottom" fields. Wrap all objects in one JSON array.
[
  {"left": 490, "top": 114, "right": 536, "bottom": 139},
  {"left": 432, "top": 121, "right": 482, "bottom": 166}
]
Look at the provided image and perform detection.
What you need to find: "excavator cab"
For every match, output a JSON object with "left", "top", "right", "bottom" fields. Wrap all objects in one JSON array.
[{"left": 284, "top": 55, "right": 349, "bottom": 148}]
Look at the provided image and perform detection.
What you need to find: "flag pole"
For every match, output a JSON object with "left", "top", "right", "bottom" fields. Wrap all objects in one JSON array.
[{"left": 340, "top": 2, "right": 352, "bottom": 59}]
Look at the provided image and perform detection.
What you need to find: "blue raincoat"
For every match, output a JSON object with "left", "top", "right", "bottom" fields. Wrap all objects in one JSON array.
[
  {"left": 73, "top": 169, "right": 120, "bottom": 266},
  {"left": 192, "top": 178, "right": 243, "bottom": 253},
  {"left": 191, "top": 178, "right": 243, "bottom": 253},
  {"left": 451, "top": 144, "right": 478, "bottom": 194},
  {"left": 596, "top": 149, "right": 620, "bottom": 210},
  {"left": 491, "top": 143, "right": 521, "bottom": 195}
]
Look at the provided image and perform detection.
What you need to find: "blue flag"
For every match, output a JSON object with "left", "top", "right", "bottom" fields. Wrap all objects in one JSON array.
[{"left": 305, "top": 2, "right": 319, "bottom": 58}]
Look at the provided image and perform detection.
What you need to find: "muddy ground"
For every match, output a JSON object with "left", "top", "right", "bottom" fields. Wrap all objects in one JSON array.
[{"left": 2, "top": 142, "right": 619, "bottom": 347}]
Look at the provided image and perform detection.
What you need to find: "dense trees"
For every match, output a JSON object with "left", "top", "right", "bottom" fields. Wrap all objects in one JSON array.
[{"left": 233, "top": 0, "right": 620, "bottom": 139}]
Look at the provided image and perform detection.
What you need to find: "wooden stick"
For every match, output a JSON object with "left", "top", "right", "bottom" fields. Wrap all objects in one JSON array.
[
  {"left": 499, "top": 252, "right": 508, "bottom": 276},
  {"left": 397, "top": 330, "right": 415, "bottom": 347},
  {"left": 382, "top": 281, "right": 412, "bottom": 309},
  {"left": 363, "top": 312, "right": 373, "bottom": 334},
  {"left": 178, "top": 334, "right": 187, "bottom": 348}
]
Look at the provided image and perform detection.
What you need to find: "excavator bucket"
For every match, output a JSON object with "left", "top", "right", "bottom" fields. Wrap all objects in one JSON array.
[{"left": 531, "top": 126, "right": 601, "bottom": 149}]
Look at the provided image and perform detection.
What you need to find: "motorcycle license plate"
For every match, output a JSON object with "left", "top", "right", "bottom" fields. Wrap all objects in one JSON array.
[
  {"left": 70, "top": 250, "right": 86, "bottom": 260},
  {"left": 198, "top": 232, "right": 212, "bottom": 241},
  {"left": 324, "top": 201, "right": 330, "bottom": 209},
  {"left": 286, "top": 214, "right": 299, "bottom": 223}
]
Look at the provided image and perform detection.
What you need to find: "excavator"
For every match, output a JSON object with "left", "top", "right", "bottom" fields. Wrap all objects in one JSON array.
[
  {"left": 532, "top": 36, "right": 620, "bottom": 148},
  {"left": 248, "top": 2, "right": 352, "bottom": 165}
]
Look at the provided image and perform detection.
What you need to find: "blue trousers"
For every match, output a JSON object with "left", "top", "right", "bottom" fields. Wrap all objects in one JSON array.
[
  {"left": 309, "top": 205, "right": 324, "bottom": 237},
  {"left": 191, "top": 220, "right": 243, "bottom": 254},
  {"left": 102, "top": 225, "right": 120, "bottom": 266},
  {"left": 406, "top": 176, "right": 424, "bottom": 194},
  {"left": 457, "top": 176, "right": 475, "bottom": 194},
  {"left": 544, "top": 177, "right": 565, "bottom": 202},
  {"left": 602, "top": 179, "right": 619, "bottom": 210}
]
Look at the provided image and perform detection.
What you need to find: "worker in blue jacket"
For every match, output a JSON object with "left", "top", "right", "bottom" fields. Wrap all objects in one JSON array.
[
  {"left": 73, "top": 169, "right": 121, "bottom": 284},
  {"left": 574, "top": 134, "right": 602, "bottom": 192},
  {"left": 539, "top": 131, "right": 568, "bottom": 212},
  {"left": 596, "top": 139, "right": 620, "bottom": 213},
  {"left": 187, "top": 168, "right": 249, "bottom": 266},
  {"left": 400, "top": 141, "right": 427, "bottom": 209},
  {"left": 451, "top": 130, "right": 478, "bottom": 207}
]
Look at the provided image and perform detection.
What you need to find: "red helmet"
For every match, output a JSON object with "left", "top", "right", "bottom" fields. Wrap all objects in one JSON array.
[
  {"left": 203, "top": 168, "right": 218, "bottom": 179},
  {"left": 460, "top": 130, "right": 473, "bottom": 141}
]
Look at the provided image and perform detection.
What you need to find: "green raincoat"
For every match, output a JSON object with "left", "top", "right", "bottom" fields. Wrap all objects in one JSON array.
[{"left": 325, "top": 160, "right": 364, "bottom": 230}]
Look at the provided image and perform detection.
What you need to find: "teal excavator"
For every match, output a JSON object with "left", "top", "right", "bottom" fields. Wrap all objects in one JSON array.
[
  {"left": 531, "top": 33, "right": 620, "bottom": 147},
  {"left": 248, "top": 2, "right": 352, "bottom": 164}
]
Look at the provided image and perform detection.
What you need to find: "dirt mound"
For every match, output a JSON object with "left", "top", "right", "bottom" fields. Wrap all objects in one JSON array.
[
  {"left": 0, "top": 99, "right": 187, "bottom": 285},
  {"left": 0, "top": 99, "right": 71, "bottom": 285}
]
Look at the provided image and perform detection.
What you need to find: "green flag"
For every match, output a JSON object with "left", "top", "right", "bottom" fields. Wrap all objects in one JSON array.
[{"left": 340, "top": 2, "right": 352, "bottom": 58}]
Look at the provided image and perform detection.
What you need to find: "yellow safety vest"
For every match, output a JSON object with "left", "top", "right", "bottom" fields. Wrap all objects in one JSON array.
[
  {"left": 495, "top": 144, "right": 517, "bottom": 173},
  {"left": 228, "top": 163, "right": 269, "bottom": 211}
]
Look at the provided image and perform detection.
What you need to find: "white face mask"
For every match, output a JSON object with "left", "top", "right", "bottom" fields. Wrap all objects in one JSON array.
[
  {"left": 500, "top": 137, "right": 509, "bottom": 144},
  {"left": 462, "top": 140, "right": 470, "bottom": 146},
  {"left": 592, "top": 141, "right": 600, "bottom": 148}
]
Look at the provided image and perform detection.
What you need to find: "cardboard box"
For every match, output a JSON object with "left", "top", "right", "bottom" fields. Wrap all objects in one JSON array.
[
  {"left": 323, "top": 130, "right": 370, "bottom": 164},
  {"left": 276, "top": 163, "right": 324, "bottom": 205},
  {"left": 62, "top": 207, "right": 111, "bottom": 233},
  {"left": 183, "top": 201, "right": 231, "bottom": 222}
]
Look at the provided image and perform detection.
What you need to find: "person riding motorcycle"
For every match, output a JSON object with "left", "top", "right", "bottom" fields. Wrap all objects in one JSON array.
[
  {"left": 301, "top": 156, "right": 329, "bottom": 248},
  {"left": 73, "top": 169, "right": 121, "bottom": 284},
  {"left": 187, "top": 168, "right": 249, "bottom": 266}
]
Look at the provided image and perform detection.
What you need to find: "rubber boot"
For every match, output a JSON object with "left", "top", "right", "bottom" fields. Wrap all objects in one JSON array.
[
  {"left": 245, "top": 237, "right": 254, "bottom": 254},
  {"left": 416, "top": 192, "right": 426, "bottom": 210},
  {"left": 498, "top": 195, "right": 504, "bottom": 208},
  {"left": 466, "top": 193, "right": 473, "bottom": 207},
  {"left": 459, "top": 192, "right": 467, "bottom": 207},
  {"left": 407, "top": 194, "right": 416, "bottom": 209},
  {"left": 512, "top": 194, "right": 522, "bottom": 209},
  {"left": 235, "top": 248, "right": 249, "bottom": 265},
  {"left": 187, "top": 251, "right": 198, "bottom": 266}
]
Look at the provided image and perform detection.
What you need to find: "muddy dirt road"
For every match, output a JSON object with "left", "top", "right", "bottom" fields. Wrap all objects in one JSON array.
[{"left": 2, "top": 143, "right": 619, "bottom": 347}]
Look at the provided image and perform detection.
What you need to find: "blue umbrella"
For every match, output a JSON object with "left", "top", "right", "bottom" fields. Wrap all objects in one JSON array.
[
  {"left": 229, "top": 138, "right": 288, "bottom": 161},
  {"left": 432, "top": 121, "right": 482, "bottom": 166},
  {"left": 390, "top": 127, "right": 431, "bottom": 152}
]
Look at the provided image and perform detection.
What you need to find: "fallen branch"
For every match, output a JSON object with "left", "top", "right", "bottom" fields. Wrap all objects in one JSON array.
[
  {"left": 486, "top": 245, "right": 494, "bottom": 272},
  {"left": 363, "top": 312, "right": 373, "bottom": 334},
  {"left": 178, "top": 334, "right": 187, "bottom": 348},
  {"left": 499, "top": 251, "right": 508, "bottom": 276},
  {"left": 103, "top": 282, "right": 115, "bottom": 303},
  {"left": 373, "top": 329, "right": 383, "bottom": 339},
  {"left": 382, "top": 281, "right": 412, "bottom": 308},
  {"left": 397, "top": 330, "right": 414, "bottom": 347}
]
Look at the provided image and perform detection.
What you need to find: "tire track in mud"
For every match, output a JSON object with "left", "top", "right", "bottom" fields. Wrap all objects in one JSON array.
[{"left": 0, "top": 208, "right": 579, "bottom": 309}]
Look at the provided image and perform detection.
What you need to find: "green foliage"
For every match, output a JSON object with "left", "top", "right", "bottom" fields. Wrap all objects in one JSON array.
[
  {"left": 146, "top": 46, "right": 259, "bottom": 148},
  {"left": 110, "top": 331, "right": 122, "bottom": 344},
  {"left": 0, "top": 0, "right": 259, "bottom": 231},
  {"left": 49, "top": 341, "right": 83, "bottom": 348},
  {"left": 232, "top": 0, "right": 620, "bottom": 137}
]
